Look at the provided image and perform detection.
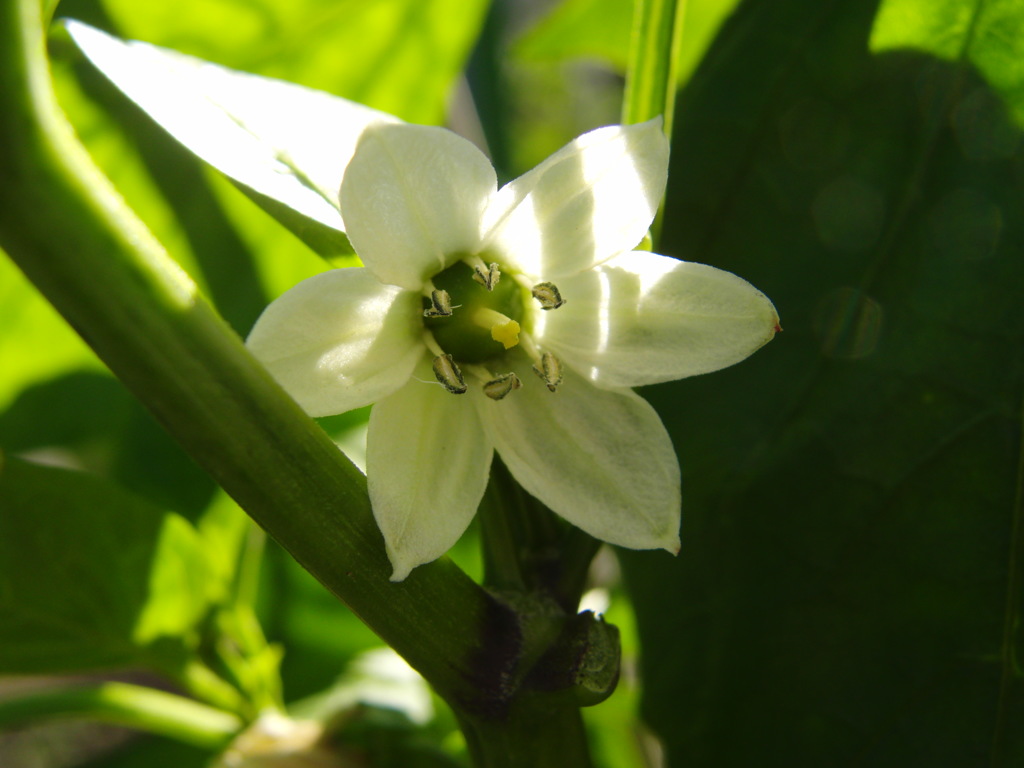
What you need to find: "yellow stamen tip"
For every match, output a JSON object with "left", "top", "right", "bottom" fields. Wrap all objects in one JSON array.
[{"left": 491, "top": 319, "right": 520, "bottom": 350}]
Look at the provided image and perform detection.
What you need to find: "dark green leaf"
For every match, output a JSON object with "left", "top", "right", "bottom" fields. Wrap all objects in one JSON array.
[
  {"left": 0, "top": 457, "right": 211, "bottom": 674},
  {"left": 0, "top": 371, "right": 219, "bottom": 518},
  {"left": 621, "top": 0, "right": 1024, "bottom": 764}
]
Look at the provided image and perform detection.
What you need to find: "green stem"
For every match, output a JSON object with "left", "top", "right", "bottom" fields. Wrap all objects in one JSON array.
[
  {"left": 622, "top": 0, "right": 687, "bottom": 133},
  {"left": 479, "top": 460, "right": 531, "bottom": 592},
  {"left": 234, "top": 524, "right": 266, "bottom": 611},
  {"left": 0, "top": 682, "right": 242, "bottom": 749},
  {"left": 457, "top": 705, "right": 592, "bottom": 768},
  {"left": 480, "top": 459, "right": 600, "bottom": 613},
  {"left": 622, "top": 0, "right": 687, "bottom": 246},
  {"left": 0, "top": 0, "right": 502, "bottom": 714},
  {"left": 179, "top": 659, "right": 248, "bottom": 716}
]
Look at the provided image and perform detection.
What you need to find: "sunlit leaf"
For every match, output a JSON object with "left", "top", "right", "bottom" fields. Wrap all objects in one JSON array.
[
  {"left": 514, "top": 0, "right": 635, "bottom": 69},
  {"left": 0, "top": 457, "right": 211, "bottom": 674},
  {"left": 871, "top": 0, "right": 1024, "bottom": 124},
  {"left": 0, "top": 258, "right": 104, "bottom": 412},
  {"left": 65, "top": 20, "right": 397, "bottom": 247},
  {"left": 99, "top": 0, "right": 489, "bottom": 126}
]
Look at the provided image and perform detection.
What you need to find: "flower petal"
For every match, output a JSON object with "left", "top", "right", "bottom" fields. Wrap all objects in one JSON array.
[
  {"left": 368, "top": 371, "right": 493, "bottom": 580},
  {"left": 539, "top": 251, "right": 779, "bottom": 388},
  {"left": 246, "top": 267, "right": 422, "bottom": 416},
  {"left": 66, "top": 21, "right": 400, "bottom": 240},
  {"left": 478, "top": 359, "right": 680, "bottom": 552},
  {"left": 340, "top": 123, "right": 497, "bottom": 289},
  {"left": 482, "top": 119, "right": 668, "bottom": 278}
]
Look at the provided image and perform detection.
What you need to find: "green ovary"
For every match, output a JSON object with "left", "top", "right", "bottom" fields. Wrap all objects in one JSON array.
[{"left": 424, "top": 260, "right": 527, "bottom": 364}]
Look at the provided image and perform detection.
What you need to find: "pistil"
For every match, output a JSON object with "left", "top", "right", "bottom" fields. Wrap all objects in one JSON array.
[{"left": 473, "top": 307, "right": 520, "bottom": 350}]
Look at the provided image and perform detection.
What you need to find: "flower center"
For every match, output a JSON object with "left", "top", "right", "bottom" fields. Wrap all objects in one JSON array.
[{"left": 423, "top": 260, "right": 526, "bottom": 364}]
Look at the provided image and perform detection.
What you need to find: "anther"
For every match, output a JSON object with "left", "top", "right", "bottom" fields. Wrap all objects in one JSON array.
[
  {"left": 423, "top": 289, "right": 456, "bottom": 318},
  {"left": 532, "top": 282, "right": 565, "bottom": 310},
  {"left": 472, "top": 262, "right": 501, "bottom": 291},
  {"left": 532, "top": 351, "right": 563, "bottom": 392},
  {"left": 482, "top": 373, "right": 522, "bottom": 401},
  {"left": 432, "top": 354, "right": 467, "bottom": 394}
]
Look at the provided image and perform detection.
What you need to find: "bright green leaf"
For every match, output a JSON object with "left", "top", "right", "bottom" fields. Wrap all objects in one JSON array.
[
  {"left": 514, "top": 0, "right": 635, "bottom": 69},
  {"left": 132, "top": 513, "right": 209, "bottom": 645},
  {"left": 0, "top": 257, "right": 104, "bottom": 412},
  {"left": 871, "top": 0, "right": 1024, "bottom": 125},
  {"left": 0, "top": 457, "right": 211, "bottom": 674},
  {"left": 100, "top": 0, "right": 489, "bottom": 126},
  {"left": 64, "top": 20, "right": 396, "bottom": 248}
]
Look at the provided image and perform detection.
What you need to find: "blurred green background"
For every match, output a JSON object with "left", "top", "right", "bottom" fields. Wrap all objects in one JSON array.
[{"left": 1, "top": 0, "right": 1023, "bottom": 766}]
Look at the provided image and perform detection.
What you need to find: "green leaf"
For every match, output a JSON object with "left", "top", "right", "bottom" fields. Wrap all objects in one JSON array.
[
  {"left": 0, "top": 456, "right": 211, "bottom": 674},
  {"left": 871, "top": 0, "right": 1024, "bottom": 124},
  {"left": 515, "top": 0, "right": 741, "bottom": 89},
  {"left": 0, "top": 256, "right": 103, "bottom": 411},
  {"left": 63, "top": 20, "right": 395, "bottom": 252},
  {"left": 98, "top": 0, "right": 489, "bottom": 126},
  {"left": 514, "top": 0, "right": 635, "bottom": 69},
  {"left": 620, "top": 0, "right": 1024, "bottom": 764}
]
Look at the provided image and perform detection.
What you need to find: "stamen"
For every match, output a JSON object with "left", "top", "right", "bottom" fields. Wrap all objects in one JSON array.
[
  {"left": 473, "top": 308, "right": 520, "bottom": 350},
  {"left": 432, "top": 354, "right": 467, "bottom": 394},
  {"left": 422, "top": 331, "right": 447, "bottom": 358},
  {"left": 532, "top": 282, "right": 566, "bottom": 310},
  {"left": 423, "top": 289, "right": 456, "bottom": 318},
  {"left": 472, "top": 262, "right": 501, "bottom": 291},
  {"left": 482, "top": 372, "right": 522, "bottom": 401},
  {"left": 532, "top": 351, "right": 563, "bottom": 392}
]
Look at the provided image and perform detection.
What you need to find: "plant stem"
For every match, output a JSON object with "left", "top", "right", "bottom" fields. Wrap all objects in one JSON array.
[
  {"left": 179, "top": 660, "right": 248, "bottom": 716},
  {"left": 622, "top": 0, "right": 687, "bottom": 247},
  {"left": 0, "top": 682, "right": 242, "bottom": 749},
  {"left": 457, "top": 704, "right": 593, "bottom": 768},
  {"left": 622, "top": 0, "right": 687, "bottom": 135},
  {"left": 480, "top": 458, "right": 600, "bottom": 613},
  {"left": 0, "top": 0, "right": 502, "bottom": 714}
]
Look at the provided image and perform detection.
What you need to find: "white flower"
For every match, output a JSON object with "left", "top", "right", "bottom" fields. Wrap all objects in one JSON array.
[{"left": 247, "top": 118, "right": 778, "bottom": 581}]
